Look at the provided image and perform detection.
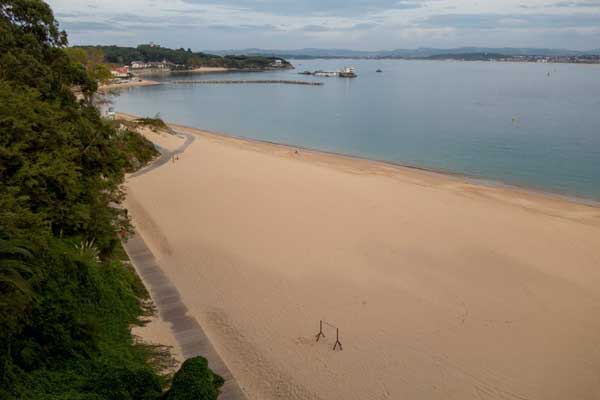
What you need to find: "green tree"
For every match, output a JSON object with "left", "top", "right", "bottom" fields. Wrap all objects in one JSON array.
[
  {"left": 0, "top": 238, "right": 33, "bottom": 295},
  {"left": 164, "top": 357, "right": 224, "bottom": 400},
  {"left": 0, "top": 0, "right": 95, "bottom": 97},
  {"left": 65, "top": 47, "right": 113, "bottom": 84},
  {"left": 1, "top": 2, "right": 221, "bottom": 399}
]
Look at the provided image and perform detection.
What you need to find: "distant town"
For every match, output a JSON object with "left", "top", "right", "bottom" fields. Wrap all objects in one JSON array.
[
  {"left": 212, "top": 46, "right": 600, "bottom": 64},
  {"left": 414, "top": 53, "right": 600, "bottom": 64},
  {"left": 244, "top": 52, "right": 600, "bottom": 64}
]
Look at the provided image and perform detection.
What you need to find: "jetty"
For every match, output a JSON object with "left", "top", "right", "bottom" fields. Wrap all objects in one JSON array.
[
  {"left": 171, "top": 79, "right": 323, "bottom": 86},
  {"left": 298, "top": 66, "right": 357, "bottom": 78}
]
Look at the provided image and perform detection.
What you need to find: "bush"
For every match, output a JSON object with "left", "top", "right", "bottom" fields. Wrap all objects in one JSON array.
[
  {"left": 85, "top": 362, "right": 162, "bottom": 400},
  {"left": 134, "top": 117, "right": 169, "bottom": 131},
  {"left": 164, "top": 357, "right": 224, "bottom": 400},
  {"left": 118, "top": 129, "right": 160, "bottom": 172}
]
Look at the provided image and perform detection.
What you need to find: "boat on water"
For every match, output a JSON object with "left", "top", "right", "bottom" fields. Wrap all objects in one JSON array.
[
  {"left": 313, "top": 70, "right": 338, "bottom": 77},
  {"left": 300, "top": 67, "right": 357, "bottom": 78},
  {"left": 376, "top": 69, "right": 382, "bottom": 73},
  {"left": 338, "top": 66, "right": 357, "bottom": 78}
]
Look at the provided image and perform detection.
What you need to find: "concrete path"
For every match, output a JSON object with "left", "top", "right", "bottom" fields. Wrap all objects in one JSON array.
[
  {"left": 123, "top": 130, "right": 248, "bottom": 399},
  {"left": 129, "top": 130, "right": 195, "bottom": 178}
]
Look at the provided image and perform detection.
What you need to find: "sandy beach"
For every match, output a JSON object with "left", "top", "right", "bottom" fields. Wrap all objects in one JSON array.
[
  {"left": 125, "top": 119, "right": 600, "bottom": 400},
  {"left": 188, "top": 67, "right": 231, "bottom": 73},
  {"left": 99, "top": 79, "right": 161, "bottom": 91}
]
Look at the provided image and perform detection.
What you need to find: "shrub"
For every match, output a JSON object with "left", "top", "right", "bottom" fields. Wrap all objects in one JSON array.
[
  {"left": 85, "top": 362, "right": 162, "bottom": 400},
  {"left": 134, "top": 116, "right": 169, "bottom": 131},
  {"left": 164, "top": 357, "right": 224, "bottom": 400},
  {"left": 118, "top": 129, "right": 160, "bottom": 172}
]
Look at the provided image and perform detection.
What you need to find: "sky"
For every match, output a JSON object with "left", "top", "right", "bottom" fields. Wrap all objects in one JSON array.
[{"left": 47, "top": 0, "right": 600, "bottom": 51}]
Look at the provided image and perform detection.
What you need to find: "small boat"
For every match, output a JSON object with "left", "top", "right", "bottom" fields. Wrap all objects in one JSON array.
[{"left": 376, "top": 69, "right": 382, "bottom": 73}]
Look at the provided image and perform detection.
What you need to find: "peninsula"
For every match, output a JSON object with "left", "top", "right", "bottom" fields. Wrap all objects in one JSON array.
[{"left": 78, "top": 44, "right": 293, "bottom": 73}]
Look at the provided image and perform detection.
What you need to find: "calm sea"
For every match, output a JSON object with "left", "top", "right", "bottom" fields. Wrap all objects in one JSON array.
[{"left": 111, "top": 59, "right": 600, "bottom": 202}]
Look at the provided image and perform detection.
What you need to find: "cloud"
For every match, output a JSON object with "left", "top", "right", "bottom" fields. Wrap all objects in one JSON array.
[
  {"left": 60, "top": 21, "right": 123, "bottom": 32},
  {"left": 203, "top": 24, "right": 282, "bottom": 32},
  {"left": 160, "top": 8, "right": 206, "bottom": 15},
  {"left": 46, "top": 0, "right": 600, "bottom": 50},
  {"left": 551, "top": 0, "right": 600, "bottom": 7},
  {"left": 180, "top": 0, "right": 429, "bottom": 16},
  {"left": 56, "top": 10, "right": 210, "bottom": 32},
  {"left": 422, "top": 13, "right": 600, "bottom": 29},
  {"left": 300, "top": 22, "right": 378, "bottom": 32}
]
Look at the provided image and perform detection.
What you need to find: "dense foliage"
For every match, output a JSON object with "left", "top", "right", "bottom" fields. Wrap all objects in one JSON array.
[
  {"left": 77, "top": 44, "right": 292, "bottom": 70},
  {"left": 64, "top": 47, "right": 113, "bottom": 84},
  {"left": 0, "top": 1, "right": 218, "bottom": 399},
  {"left": 133, "top": 117, "right": 170, "bottom": 131},
  {"left": 163, "top": 357, "right": 224, "bottom": 400}
]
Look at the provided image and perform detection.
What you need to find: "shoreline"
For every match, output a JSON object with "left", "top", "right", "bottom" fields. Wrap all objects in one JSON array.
[
  {"left": 133, "top": 66, "right": 294, "bottom": 76},
  {"left": 99, "top": 79, "right": 161, "bottom": 91},
  {"left": 126, "top": 114, "right": 600, "bottom": 400},
  {"left": 117, "top": 112, "right": 600, "bottom": 210},
  {"left": 122, "top": 112, "right": 600, "bottom": 399},
  {"left": 176, "top": 67, "right": 231, "bottom": 73}
]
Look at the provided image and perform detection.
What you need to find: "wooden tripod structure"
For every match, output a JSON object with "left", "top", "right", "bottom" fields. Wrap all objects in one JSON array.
[{"left": 315, "top": 320, "right": 343, "bottom": 351}]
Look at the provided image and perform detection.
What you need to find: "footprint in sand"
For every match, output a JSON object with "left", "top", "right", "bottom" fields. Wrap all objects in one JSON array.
[{"left": 295, "top": 336, "right": 316, "bottom": 346}]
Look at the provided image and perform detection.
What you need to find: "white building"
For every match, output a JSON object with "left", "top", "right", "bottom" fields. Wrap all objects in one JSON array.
[
  {"left": 130, "top": 61, "right": 148, "bottom": 69},
  {"left": 130, "top": 60, "right": 173, "bottom": 70}
]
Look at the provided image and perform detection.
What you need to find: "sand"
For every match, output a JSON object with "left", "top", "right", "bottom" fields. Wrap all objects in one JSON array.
[
  {"left": 125, "top": 121, "right": 600, "bottom": 400},
  {"left": 188, "top": 67, "right": 231, "bottom": 73},
  {"left": 132, "top": 315, "right": 183, "bottom": 366},
  {"left": 137, "top": 126, "right": 185, "bottom": 152},
  {"left": 117, "top": 113, "right": 185, "bottom": 152},
  {"left": 99, "top": 79, "right": 161, "bottom": 91}
]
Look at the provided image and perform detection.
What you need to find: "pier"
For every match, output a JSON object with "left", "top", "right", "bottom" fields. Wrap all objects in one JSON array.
[{"left": 170, "top": 79, "right": 323, "bottom": 86}]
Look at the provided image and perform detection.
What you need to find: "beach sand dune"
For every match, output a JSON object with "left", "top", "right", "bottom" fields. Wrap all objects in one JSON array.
[{"left": 126, "top": 123, "right": 600, "bottom": 400}]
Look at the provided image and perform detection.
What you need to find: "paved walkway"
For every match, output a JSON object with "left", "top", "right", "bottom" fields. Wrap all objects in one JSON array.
[
  {"left": 123, "top": 130, "right": 247, "bottom": 399},
  {"left": 129, "top": 130, "right": 195, "bottom": 178}
]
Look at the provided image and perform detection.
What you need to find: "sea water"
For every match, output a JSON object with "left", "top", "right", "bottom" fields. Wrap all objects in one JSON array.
[{"left": 112, "top": 59, "right": 600, "bottom": 201}]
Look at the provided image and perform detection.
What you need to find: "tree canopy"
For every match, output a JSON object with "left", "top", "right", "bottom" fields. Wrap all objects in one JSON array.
[{"left": 0, "top": 1, "right": 221, "bottom": 399}]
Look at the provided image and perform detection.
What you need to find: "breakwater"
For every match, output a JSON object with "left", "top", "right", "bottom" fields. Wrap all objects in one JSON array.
[{"left": 171, "top": 79, "right": 323, "bottom": 86}]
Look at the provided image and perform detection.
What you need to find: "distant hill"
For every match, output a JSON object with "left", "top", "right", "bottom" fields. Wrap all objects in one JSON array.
[
  {"left": 210, "top": 47, "right": 600, "bottom": 59},
  {"left": 76, "top": 44, "right": 293, "bottom": 70}
]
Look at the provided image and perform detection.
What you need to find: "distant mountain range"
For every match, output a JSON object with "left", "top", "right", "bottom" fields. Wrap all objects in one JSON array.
[{"left": 209, "top": 47, "right": 600, "bottom": 59}]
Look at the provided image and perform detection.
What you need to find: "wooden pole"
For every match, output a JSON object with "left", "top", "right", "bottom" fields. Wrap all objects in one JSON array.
[
  {"left": 333, "top": 327, "right": 343, "bottom": 351},
  {"left": 315, "top": 320, "right": 325, "bottom": 342}
]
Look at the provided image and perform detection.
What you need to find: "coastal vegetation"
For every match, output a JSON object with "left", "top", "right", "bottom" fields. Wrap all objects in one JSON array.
[
  {"left": 0, "top": 1, "right": 220, "bottom": 398},
  {"left": 133, "top": 116, "right": 171, "bottom": 132},
  {"left": 64, "top": 47, "right": 113, "bottom": 84},
  {"left": 77, "top": 44, "right": 293, "bottom": 70},
  {"left": 163, "top": 357, "right": 224, "bottom": 400}
]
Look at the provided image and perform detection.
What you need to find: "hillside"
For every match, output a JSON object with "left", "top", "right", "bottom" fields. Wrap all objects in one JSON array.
[
  {"left": 211, "top": 46, "right": 600, "bottom": 59},
  {"left": 78, "top": 44, "right": 293, "bottom": 70}
]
